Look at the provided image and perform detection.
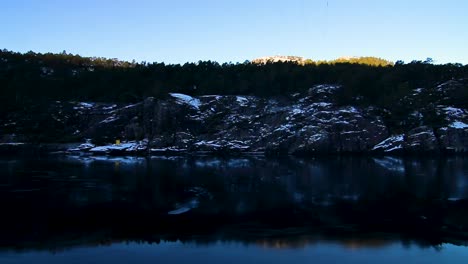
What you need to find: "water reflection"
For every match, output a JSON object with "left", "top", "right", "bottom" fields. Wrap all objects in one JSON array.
[
  {"left": 3, "top": 241, "right": 468, "bottom": 264},
  {"left": 0, "top": 155, "right": 468, "bottom": 252}
]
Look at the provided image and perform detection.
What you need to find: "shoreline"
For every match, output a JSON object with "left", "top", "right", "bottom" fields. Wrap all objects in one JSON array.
[{"left": 1, "top": 142, "right": 468, "bottom": 157}]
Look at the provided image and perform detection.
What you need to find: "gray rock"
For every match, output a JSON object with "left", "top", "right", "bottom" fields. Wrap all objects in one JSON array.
[
  {"left": 405, "top": 126, "right": 439, "bottom": 152},
  {"left": 3, "top": 83, "right": 468, "bottom": 155},
  {"left": 437, "top": 127, "right": 468, "bottom": 153}
]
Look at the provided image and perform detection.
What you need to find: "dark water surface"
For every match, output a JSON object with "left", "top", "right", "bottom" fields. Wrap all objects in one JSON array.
[{"left": 1, "top": 155, "right": 468, "bottom": 263}]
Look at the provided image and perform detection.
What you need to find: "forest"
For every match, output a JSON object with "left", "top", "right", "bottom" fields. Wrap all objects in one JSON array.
[{"left": 1, "top": 49, "right": 467, "bottom": 115}]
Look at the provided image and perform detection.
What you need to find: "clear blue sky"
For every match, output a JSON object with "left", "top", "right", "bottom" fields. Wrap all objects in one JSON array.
[{"left": 1, "top": 0, "right": 467, "bottom": 64}]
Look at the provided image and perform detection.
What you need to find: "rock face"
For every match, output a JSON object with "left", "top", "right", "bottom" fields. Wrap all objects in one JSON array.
[
  {"left": 251, "top": 55, "right": 306, "bottom": 64},
  {"left": 2, "top": 81, "right": 468, "bottom": 155},
  {"left": 115, "top": 87, "right": 389, "bottom": 155}
]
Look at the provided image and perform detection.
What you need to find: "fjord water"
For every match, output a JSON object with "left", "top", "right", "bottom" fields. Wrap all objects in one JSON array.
[{"left": 0, "top": 155, "right": 468, "bottom": 263}]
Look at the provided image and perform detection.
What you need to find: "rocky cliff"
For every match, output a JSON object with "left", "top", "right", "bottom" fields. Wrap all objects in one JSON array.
[{"left": 1, "top": 80, "right": 467, "bottom": 155}]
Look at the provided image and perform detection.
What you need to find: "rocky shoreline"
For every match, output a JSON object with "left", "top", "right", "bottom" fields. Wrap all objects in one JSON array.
[
  {"left": 2, "top": 81, "right": 467, "bottom": 156},
  {"left": 2, "top": 142, "right": 467, "bottom": 157}
]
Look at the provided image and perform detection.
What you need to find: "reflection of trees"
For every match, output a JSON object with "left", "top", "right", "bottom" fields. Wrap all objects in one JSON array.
[
  {"left": 1, "top": 156, "right": 468, "bottom": 251},
  {"left": 0, "top": 232, "right": 443, "bottom": 253}
]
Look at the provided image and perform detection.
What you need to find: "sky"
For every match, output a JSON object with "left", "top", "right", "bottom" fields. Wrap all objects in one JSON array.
[{"left": 1, "top": 0, "right": 467, "bottom": 64}]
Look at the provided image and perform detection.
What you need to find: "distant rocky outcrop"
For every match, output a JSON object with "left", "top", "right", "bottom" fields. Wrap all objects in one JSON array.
[
  {"left": 1, "top": 80, "right": 468, "bottom": 156},
  {"left": 251, "top": 56, "right": 307, "bottom": 64}
]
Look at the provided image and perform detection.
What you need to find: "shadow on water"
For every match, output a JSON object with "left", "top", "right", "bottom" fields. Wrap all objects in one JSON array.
[{"left": 1, "top": 155, "right": 468, "bottom": 252}]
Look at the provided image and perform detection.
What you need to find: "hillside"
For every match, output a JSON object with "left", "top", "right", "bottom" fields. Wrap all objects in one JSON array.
[
  {"left": 1, "top": 49, "right": 467, "bottom": 111},
  {"left": 1, "top": 49, "right": 467, "bottom": 155},
  {"left": 1, "top": 81, "right": 468, "bottom": 155}
]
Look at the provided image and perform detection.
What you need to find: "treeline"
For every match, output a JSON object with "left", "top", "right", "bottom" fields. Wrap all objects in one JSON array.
[
  {"left": 305, "top": 56, "right": 394, "bottom": 67},
  {"left": 1, "top": 49, "right": 467, "bottom": 112}
]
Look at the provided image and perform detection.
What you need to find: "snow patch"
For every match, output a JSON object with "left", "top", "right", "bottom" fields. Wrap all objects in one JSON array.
[
  {"left": 274, "top": 124, "right": 294, "bottom": 132},
  {"left": 194, "top": 141, "right": 222, "bottom": 148},
  {"left": 89, "top": 141, "right": 147, "bottom": 153},
  {"left": 150, "top": 147, "right": 187, "bottom": 154},
  {"left": 412, "top": 88, "right": 424, "bottom": 94},
  {"left": 236, "top": 96, "right": 248, "bottom": 106},
  {"left": 170, "top": 93, "right": 201, "bottom": 109},
  {"left": 409, "top": 131, "right": 434, "bottom": 138},
  {"left": 308, "top": 134, "right": 326, "bottom": 143},
  {"left": 102, "top": 104, "right": 117, "bottom": 110},
  {"left": 73, "top": 102, "right": 95, "bottom": 110},
  {"left": 310, "top": 84, "right": 341, "bottom": 94},
  {"left": 373, "top": 135, "right": 404, "bottom": 152},
  {"left": 100, "top": 115, "right": 119, "bottom": 124},
  {"left": 0, "top": 143, "right": 25, "bottom": 146},
  {"left": 291, "top": 108, "right": 305, "bottom": 115},
  {"left": 449, "top": 121, "right": 468, "bottom": 129},
  {"left": 442, "top": 107, "right": 467, "bottom": 120},
  {"left": 339, "top": 106, "right": 359, "bottom": 114},
  {"left": 68, "top": 143, "right": 95, "bottom": 151},
  {"left": 311, "top": 102, "right": 332, "bottom": 108},
  {"left": 410, "top": 111, "right": 423, "bottom": 119}
]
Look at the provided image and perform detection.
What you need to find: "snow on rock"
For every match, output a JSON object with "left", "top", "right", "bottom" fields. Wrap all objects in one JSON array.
[
  {"left": 126, "top": 140, "right": 149, "bottom": 152},
  {"left": 199, "top": 95, "right": 222, "bottom": 102},
  {"left": 69, "top": 143, "right": 95, "bottom": 152},
  {"left": 73, "top": 102, "right": 95, "bottom": 110},
  {"left": 339, "top": 106, "right": 359, "bottom": 114},
  {"left": 410, "top": 111, "right": 423, "bottom": 120},
  {"left": 372, "top": 135, "right": 404, "bottom": 153},
  {"left": 4, "top": 122, "right": 16, "bottom": 127},
  {"left": 0, "top": 142, "right": 25, "bottom": 146},
  {"left": 90, "top": 144, "right": 132, "bottom": 153},
  {"left": 80, "top": 102, "right": 94, "bottom": 108},
  {"left": 450, "top": 121, "right": 468, "bottom": 129},
  {"left": 437, "top": 124, "right": 468, "bottom": 153},
  {"left": 405, "top": 126, "right": 438, "bottom": 151},
  {"left": 122, "top": 103, "right": 139, "bottom": 109},
  {"left": 236, "top": 96, "right": 249, "bottom": 106},
  {"left": 150, "top": 147, "right": 187, "bottom": 154},
  {"left": 438, "top": 106, "right": 467, "bottom": 126},
  {"left": 307, "top": 133, "right": 327, "bottom": 144},
  {"left": 412, "top": 88, "right": 424, "bottom": 95},
  {"left": 309, "top": 84, "right": 341, "bottom": 94},
  {"left": 108, "top": 103, "right": 141, "bottom": 113},
  {"left": 291, "top": 108, "right": 305, "bottom": 115},
  {"left": 16, "top": 85, "right": 466, "bottom": 155},
  {"left": 443, "top": 107, "right": 466, "bottom": 118},
  {"left": 100, "top": 115, "right": 119, "bottom": 124},
  {"left": 170, "top": 93, "right": 201, "bottom": 109},
  {"left": 102, "top": 104, "right": 117, "bottom": 110},
  {"left": 306, "top": 85, "right": 342, "bottom": 102},
  {"left": 193, "top": 140, "right": 250, "bottom": 152},
  {"left": 273, "top": 124, "right": 295, "bottom": 133},
  {"left": 311, "top": 102, "right": 333, "bottom": 108},
  {"left": 194, "top": 140, "right": 222, "bottom": 149},
  {"left": 436, "top": 80, "right": 460, "bottom": 92},
  {"left": 89, "top": 140, "right": 148, "bottom": 154},
  {"left": 258, "top": 102, "right": 388, "bottom": 153}
]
